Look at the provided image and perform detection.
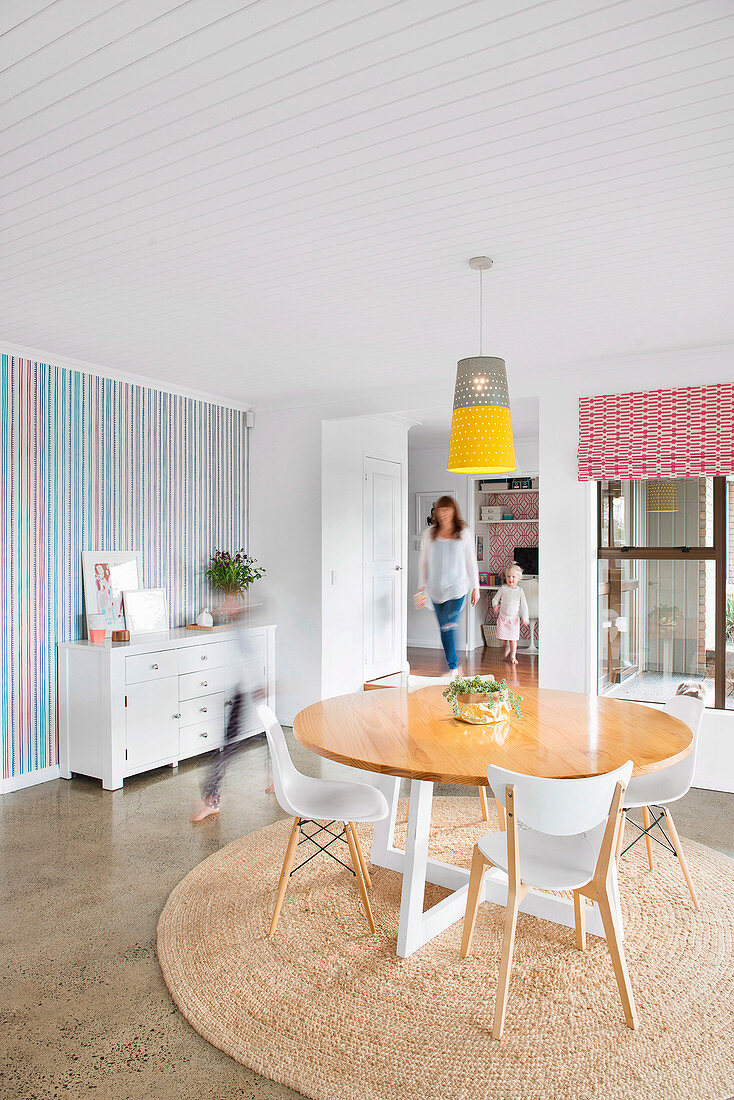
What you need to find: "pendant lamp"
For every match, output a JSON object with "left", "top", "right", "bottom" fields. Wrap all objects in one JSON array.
[
  {"left": 447, "top": 257, "right": 516, "bottom": 473},
  {"left": 647, "top": 480, "right": 678, "bottom": 513}
]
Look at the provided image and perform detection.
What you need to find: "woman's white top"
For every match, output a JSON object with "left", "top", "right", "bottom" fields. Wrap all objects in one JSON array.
[
  {"left": 418, "top": 527, "right": 480, "bottom": 603},
  {"left": 492, "top": 584, "right": 530, "bottom": 622}
]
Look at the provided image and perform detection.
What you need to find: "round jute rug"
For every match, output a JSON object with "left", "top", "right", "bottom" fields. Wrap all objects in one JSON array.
[{"left": 158, "top": 797, "right": 734, "bottom": 1100}]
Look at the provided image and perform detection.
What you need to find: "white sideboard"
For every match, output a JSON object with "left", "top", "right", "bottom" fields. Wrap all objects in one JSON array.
[{"left": 58, "top": 625, "right": 275, "bottom": 790}]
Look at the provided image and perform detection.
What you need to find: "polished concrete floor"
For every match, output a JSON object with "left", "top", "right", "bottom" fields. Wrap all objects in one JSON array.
[{"left": 2, "top": 730, "right": 733, "bottom": 1099}]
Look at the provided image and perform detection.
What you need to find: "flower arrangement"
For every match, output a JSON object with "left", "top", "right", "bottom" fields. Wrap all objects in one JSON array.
[
  {"left": 205, "top": 549, "right": 266, "bottom": 598},
  {"left": 442, "top": 675, "right": 523, "bottom": 719}
]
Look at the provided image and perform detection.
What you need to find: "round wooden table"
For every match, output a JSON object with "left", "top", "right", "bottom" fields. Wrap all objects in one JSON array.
[{"left": 294, "top": 684, "right": 692, "bottom": 957}]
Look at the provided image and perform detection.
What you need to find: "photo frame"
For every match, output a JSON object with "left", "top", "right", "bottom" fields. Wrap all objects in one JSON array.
[
  {"left": 478, "top": 571, "right": 490, "bottom": 586},
  {"left": 81, "top": 550, "right": 142, "bottom": 637},
  {"left": 415, "top": 491, "right": 452, "bottom": 534},
  {"left": 476, "top": 535, "right": 484, "bottom": 561},
  {"left": 122, "top": 588, "right": 169, "bottom": 634}
]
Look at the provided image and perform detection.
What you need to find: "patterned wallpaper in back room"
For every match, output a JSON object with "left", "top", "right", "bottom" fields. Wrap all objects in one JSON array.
[
  {"left": 0, "top": 353, "right": 249, "bottom": 784},
  {"left": 485, "top": 491, "right": 539, "bottom": 573}
]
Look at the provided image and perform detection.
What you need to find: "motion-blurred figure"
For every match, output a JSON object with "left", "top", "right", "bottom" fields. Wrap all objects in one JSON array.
[{"left": 190, "top": 602, "right": 269, "bottom": 822}]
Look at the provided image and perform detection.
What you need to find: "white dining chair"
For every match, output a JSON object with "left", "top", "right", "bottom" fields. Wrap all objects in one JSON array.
[
  {"left": 619, "top": 692, "right": 705, "bottom": 908},
  {"left": 461, "top": 760, "right": 637, "bottom": 1039},
  {"left": 257, "top": 704, "right": 389, "bottom": 935}
]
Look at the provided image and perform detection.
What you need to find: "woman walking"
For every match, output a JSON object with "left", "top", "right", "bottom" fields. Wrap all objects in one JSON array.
[{"left": 415, "top": 496, "right": 479, "bottom": 675}]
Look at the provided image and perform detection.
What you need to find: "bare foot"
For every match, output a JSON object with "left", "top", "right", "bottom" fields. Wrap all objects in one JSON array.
[
  {"left": 503, "top": 645, "right": 510, "bottom": 659},
  {"left": 190, "top": 799, "right": 220, "bottom": 823},
  {"left": 510, "top": 656, "right": 518, "bottom": 665},
  {"left": 265, "top": 784, "right": 275, "bottom": 794}
]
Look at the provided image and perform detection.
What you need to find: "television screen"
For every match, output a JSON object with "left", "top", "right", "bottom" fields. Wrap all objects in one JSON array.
[{"left": 514, "top": 546, "right": 538, "bottom": 575}]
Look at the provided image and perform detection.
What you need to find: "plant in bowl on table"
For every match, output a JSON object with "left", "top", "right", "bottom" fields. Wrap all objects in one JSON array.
[
  {"left": 442, "top": 675, "right": 522, "bottom": 724},
  {"left": 205, "top": 549, "right": 266, "bottom": 620}
]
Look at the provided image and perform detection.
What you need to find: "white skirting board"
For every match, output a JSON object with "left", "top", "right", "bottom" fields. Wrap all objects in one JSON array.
[{"left": 1, "top": 764, "right": 61, "bottom": 794}]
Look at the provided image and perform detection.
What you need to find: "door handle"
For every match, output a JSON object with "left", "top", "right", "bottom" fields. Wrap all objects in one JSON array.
[
  {"left": 172, "top": 713, "right": 181, "bottom": 719},
  {"left": 394, "top": 565, "right": 403, "bottom": 571}
]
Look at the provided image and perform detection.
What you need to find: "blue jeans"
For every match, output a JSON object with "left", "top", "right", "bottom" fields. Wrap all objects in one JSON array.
[{"left": 432, "top": 596, "right": 466, "bottom": 671}]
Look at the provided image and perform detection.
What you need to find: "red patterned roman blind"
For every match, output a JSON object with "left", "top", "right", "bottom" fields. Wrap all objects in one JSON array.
[{"left": 578, "top": 383, "right": 734, "bottom": 481}]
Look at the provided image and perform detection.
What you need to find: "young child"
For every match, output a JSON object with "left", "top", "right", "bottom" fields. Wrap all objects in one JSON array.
[{"left": 492, "top": 563, "right": 530, "bottom": 664}]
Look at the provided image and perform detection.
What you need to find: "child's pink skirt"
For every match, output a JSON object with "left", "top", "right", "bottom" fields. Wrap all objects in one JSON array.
[{"left": 496, "top": 614, "right": 520, "bottom": 641}]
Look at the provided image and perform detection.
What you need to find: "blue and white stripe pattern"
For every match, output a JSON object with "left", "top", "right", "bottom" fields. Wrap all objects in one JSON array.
[{"left": 0, "top": 354, "right": 249, "bottom": 782}]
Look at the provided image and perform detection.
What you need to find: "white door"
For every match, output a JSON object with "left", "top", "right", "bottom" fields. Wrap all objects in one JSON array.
[{"left": 363, "top": 456, "right": 403, "bottom": 681}]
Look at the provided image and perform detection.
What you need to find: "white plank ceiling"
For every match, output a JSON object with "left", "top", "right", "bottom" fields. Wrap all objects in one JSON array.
[{"left": 1, "top": 0, "right": 733, "bottom": 407}]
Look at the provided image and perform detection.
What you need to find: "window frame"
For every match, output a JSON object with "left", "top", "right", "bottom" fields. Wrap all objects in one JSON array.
[{"left": 596, "top": 477, "right": 727, "bottom": 709}]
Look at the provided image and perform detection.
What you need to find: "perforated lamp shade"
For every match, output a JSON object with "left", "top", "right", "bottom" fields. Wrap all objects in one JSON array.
[
  {"left": 647, "top": 481, "right": 678, "bottom": 512},
  {"left": 447, "top": 356, "right": 516, "bottom": 473}
]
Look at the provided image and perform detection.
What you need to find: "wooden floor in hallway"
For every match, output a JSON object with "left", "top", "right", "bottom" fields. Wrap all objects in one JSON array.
[{"left": 407, "top": 645, "right": 538, "bottom": 687}]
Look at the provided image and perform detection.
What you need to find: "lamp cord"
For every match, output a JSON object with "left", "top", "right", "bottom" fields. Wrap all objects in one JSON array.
[{"left": 479, "top": 267, "right": 483, "bottom": 356}]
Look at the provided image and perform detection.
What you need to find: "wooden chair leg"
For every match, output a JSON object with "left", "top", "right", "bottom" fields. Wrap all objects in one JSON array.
[
  {"left": 495, "top": 798, "right": 506, "bottom": 830},
  {"left": 460, "top": 846, "right": 487, "bottom": 958},
  {"left": 616, "top": 811, "right": 627, "bottom": 861},
  {"left": 663, "top": 808, "right": 699, "bottom": 909},
  {"left": 573, "top": 891, "right": 587, "bottom": 951},
  {"left": 270, "top": 817, "right": 301, "bottom": 935},
  {"left": 492, "top": 886, "right": 524, "bottom": 1040},
  {"left": 478, "top": 785, "right": 489, "bottom": 821},
  {"left": 345, "top": 821, "right": 376, "bottom": 932},
  {"left": 641, "top": 805, "right": 654, "bottom": 869},
  {"left": 596, "top": 891, "right": 638, "bottom": 1030},
  {"left": 348, "top": 822, "right": 372, "bottom": 888}
]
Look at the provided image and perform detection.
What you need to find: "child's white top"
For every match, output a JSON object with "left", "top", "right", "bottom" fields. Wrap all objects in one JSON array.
[
  {"left": 419, "top": 527, "right": 479, "bottom": 603},
  {"left": 492, "top": 584, "right": 529, "bottom": 622}
]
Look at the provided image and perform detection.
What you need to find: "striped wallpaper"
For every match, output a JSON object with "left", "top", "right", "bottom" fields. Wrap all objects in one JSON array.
[{"left": 0, "top": 353, "right": 249, "bottom": 783}]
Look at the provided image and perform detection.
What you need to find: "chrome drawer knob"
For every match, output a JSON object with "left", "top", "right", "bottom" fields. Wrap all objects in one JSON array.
[
  {"left": 200, "top": 732, "right": 208, "bottom": 739},
  {"left": 201, "top": 680, "right": 208, "bottom": 687},
  {"left": 200, "top": 707, "right": 208, "bottom": 713},
  {"left": 152, "top": 663, "right": 159, "bottom": 670},
  {"left": 173, "top": 713, "right": 181, "bottom": 719},
  {"left": 201, "top": 655, "right": 208, "bottom": 661}
]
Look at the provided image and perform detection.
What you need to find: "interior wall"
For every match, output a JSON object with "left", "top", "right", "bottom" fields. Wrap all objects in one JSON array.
[
  {"left": 322, "top": 416, "right": 409, "bottom": 698},
  {"left": 0, "top": 349, "right": 249, "bottom": 789},
  {"left": 535, "top": 346, "right": 734, "bottom": 792}
]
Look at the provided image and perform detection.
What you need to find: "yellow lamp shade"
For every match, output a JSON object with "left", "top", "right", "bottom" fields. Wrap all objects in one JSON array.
[
  {"left": 647, "top": 481, "right": 678, "bottom": 512},
  {"left": 447, "top": 357, "right": 516, "bottom": 473}
]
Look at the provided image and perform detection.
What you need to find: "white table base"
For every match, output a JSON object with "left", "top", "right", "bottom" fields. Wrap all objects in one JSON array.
[{"left": 371, "top": 776, "right": 620, "bottom": 958}]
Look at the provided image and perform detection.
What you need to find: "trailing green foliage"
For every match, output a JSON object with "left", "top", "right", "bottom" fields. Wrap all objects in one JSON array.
[{"left": 442, "top": 675, "right": 523, "bottom": 717}]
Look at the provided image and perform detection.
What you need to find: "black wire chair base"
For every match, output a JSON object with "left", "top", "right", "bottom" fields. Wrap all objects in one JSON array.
[
  {"left": 289, "top": 819, "right": 355, "bottom": 877},
  {"left": 621, "top": 805, "right": 677, "bottom": 859}
]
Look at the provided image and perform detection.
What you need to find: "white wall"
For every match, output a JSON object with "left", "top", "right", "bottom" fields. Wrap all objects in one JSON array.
[
  {"left": 534, "top": 345, "right": 734, "bottom": 791},
  {"left": 251, "top": 346, "right": 734, "bottom": 789},
  {"left": 322, "top": 416, "right": 409, "bottom": 699}
]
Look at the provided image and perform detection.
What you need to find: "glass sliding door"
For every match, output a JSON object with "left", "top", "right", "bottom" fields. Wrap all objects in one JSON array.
[{"left": 598, "top": 477, "right": 728, "bottom": 710}]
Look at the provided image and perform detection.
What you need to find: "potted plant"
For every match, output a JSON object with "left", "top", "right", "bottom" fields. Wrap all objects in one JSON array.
[
  {"left": 205, "top": 549, "right": 266, "bottom": 619},
  {"left": 442, "top": 675, "right": 523, "bottom": 720}
]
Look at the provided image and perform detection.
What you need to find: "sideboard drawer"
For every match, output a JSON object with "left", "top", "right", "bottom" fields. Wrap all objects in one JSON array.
[
  {"left": 179, "top": 666, "right": 227, "bottom": 700},
  {"left": 126, "top": 650, "right": 178, "bottom": 685},
  {"left": 178, "top": 642, "right": 230, "bottom": 676},
  {"left": 179, "top": 719, "right": 225, "bottom": 759},
  {"left": 179, "top": 692, "right": 225, "bottom": 728}
]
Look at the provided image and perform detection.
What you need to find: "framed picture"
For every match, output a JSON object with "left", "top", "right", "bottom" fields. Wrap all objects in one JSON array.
[
  {"left": 81, "top": 550, "right": 142, "bottom": 637},
  {"left": 123, "top": 588, "right": 169, "bottom": 634},
  {"left": 478, "top": 571, "right": 490, "bottom": 586},
  {"left": 476, "top": 535, "right": 484, "bottom": 561},
  {"left": 415, "top": 491, "right": 452, "bottom": 534}
]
